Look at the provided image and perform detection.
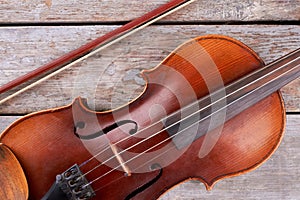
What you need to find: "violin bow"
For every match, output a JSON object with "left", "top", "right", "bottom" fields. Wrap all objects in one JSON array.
[{"left": 0, "top": 0, "right": 196, "bottom": 105}]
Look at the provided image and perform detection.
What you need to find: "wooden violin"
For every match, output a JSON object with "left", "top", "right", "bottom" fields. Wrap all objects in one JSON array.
[{"left": 0, "top": 34, "right": 299, "bottom": 199}]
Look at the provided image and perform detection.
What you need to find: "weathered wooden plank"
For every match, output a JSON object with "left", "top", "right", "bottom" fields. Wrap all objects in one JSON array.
[
  {"left": 0, "top": 115, "right": 299, "bottom": 199},
  {"left": 0, "top": 116, "right": 18, "bottom": 133},
  {"left": 0, "top": 25, "right": 299, "bottom": 113},
  {"left": 0, "top": 0, "right": 299, "bottom": 23}
]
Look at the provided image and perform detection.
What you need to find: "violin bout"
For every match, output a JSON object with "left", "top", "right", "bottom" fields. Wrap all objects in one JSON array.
[
  {"left": 0, "top": 35, "right": 289, "bottom": 199},
  {"left": 0, "top": 143, "right": 28, "bottom": 200}
]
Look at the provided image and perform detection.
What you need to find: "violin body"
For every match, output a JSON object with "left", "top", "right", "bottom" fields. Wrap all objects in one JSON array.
[{"left": 0, "top": 35, "right": 285, "bottom": 199}]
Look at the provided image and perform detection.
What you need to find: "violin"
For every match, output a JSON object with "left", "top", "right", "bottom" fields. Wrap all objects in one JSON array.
[{"left": 0, "top": 34, "right": 299, "bottom": 199}]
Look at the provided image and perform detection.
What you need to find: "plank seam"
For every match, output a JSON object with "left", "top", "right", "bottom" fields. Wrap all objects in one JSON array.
[{"left": 0, "top": 20, "right": 299, "bottom": 27}]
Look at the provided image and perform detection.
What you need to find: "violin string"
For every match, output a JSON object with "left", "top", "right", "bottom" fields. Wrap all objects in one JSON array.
[
  {"left": 79, "top": 51, "right": 299, "bottom": 170},
  {"left": 80, "top": 54, "right": 267, "bottom": 168},
  {"left": 86, "top": 106, "right": 201, "bottom": 188},
  {"left": 79, "top": 48, "right": 299, "bottom": 169},
  {"left": 93, "top": 136, "right": 177, "bottom": 193},
  {"left": 91, "top": 142, "right": 175, "bottom": 193},
  {"left": 79, "top": 58, "right": 299, "bottom": 188},
  {"left": 89, "top": 55, "right": 299, "bottom": 192},
  {"left": 79, "top": 45, "right": 299, "bottom": 169},
  {"left": 85, "top": 61, "right": 300, "bottom": 191},
  {"left": 79, "top": 55, "right": 300, "bottom": 179},
  {"left": 87, "top": 59, "right": 300, "bottom": 189}
]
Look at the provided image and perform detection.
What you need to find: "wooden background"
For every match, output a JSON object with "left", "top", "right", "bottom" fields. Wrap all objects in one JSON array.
[{"left": 0, "top": 0, "right": 299, "bottom": 199}]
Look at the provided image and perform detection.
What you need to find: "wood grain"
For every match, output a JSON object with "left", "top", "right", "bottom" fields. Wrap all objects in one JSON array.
[
  {"left": 0, "top": 115, "right": 298, "bottom": 200},
  {"left": 0, "top": 0, "right": 299, "bottom": 199},
  {"left": 0, "top": 25, "right": 299, "bottom": 114},
  {"left": 0, "top": 0, "right": 299, "bottom": 23},
  {"left": 0, "top": 143, "right": 28, "bottom": 200},
  {"left": 160, "top": 115, "right": 300, "bottom": 200}
]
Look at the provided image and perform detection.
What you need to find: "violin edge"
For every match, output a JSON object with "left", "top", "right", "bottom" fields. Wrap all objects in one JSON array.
[{"left": 0, "top": 143, "right": 29, "bottom": 200}]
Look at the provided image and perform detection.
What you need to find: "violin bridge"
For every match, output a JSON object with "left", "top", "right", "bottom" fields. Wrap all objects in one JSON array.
[{"left": 109, "top": 143, "right": 132, "bottom": 176}]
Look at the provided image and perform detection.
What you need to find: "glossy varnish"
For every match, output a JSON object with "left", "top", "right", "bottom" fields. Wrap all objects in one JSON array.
[{"left": 0, "top": 35, "right": 285, "bottom": 199}]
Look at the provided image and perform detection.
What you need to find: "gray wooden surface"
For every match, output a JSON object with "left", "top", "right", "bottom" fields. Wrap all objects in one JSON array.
[
  {"left": 0, "top": 0, "right": 299, "bottom": 22},
  {"left": 0, "top": 1, "right": 299, "bottom": 199}
]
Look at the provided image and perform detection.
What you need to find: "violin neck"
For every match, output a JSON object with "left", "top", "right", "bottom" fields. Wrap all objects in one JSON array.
[{"left": 168, "top": 48, "right": 300, "bottom": 149}]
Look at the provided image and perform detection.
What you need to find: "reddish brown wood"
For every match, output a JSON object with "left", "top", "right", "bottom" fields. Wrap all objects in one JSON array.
[
  {"left": 0, "top": 144, "right": 28, "bottom": 200},
  {"left": 0, "top": 35, "right": 285, "bottom": 199},
  {"left": 0, "top": 0, "right": 193, "bottom": 95}
]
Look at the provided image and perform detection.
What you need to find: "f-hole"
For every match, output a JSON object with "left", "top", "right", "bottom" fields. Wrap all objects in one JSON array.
[
  {"left": 74, "top": 120, "right": 138, "bottom": 140},
  {"left": 125, "top": 164, "right": 163, "bottom": 200}
]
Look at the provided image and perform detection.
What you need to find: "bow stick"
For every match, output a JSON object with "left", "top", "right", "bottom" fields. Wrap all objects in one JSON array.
[{"left": 0, "top": 0, "right": 196, "bottom": 104}]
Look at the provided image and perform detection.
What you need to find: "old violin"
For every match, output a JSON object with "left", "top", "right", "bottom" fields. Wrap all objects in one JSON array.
[{"left": 0, "top": 34, "right": 299, "bottom": 199}]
